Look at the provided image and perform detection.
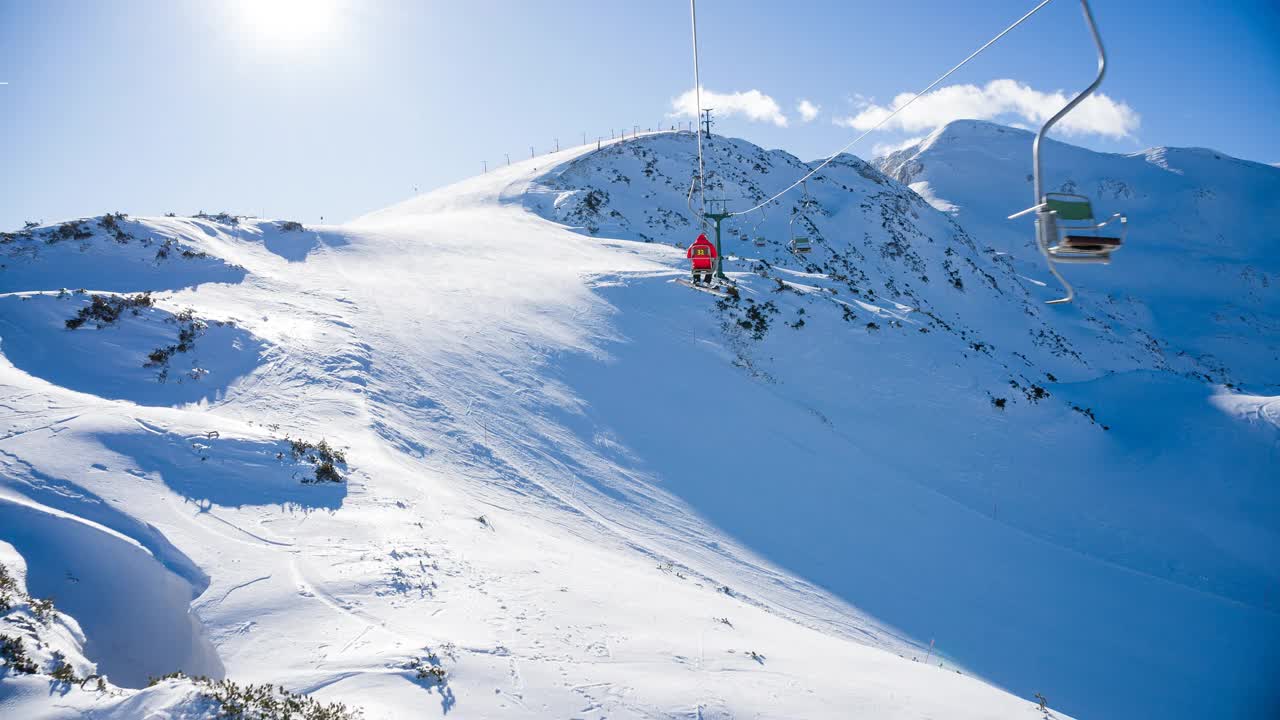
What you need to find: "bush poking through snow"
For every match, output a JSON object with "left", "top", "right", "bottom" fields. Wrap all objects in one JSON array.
[
  {"left": 48, "top": 220, "right": 93, "bottom": 244},
  {"left": 415, "top": 664, "right": 446, "bottom": 684},
  {"left": 287, "top": 438, "right": 348, "bottom": 483},
  {"left": 0, "top": 635, "right": 38, "bottom": 675},
  {"left": 278, "top": 221, "right": 306, "bottom": 232},
  {"left": 49, "top": 652, "right": 78, "bottom": 684},
  {"left": 144, "top": 309, "right": 208, "bottom": 382},
  {"left": 194, "top": 211, "right": 240, "bottom": 226},
  {"left": 148, "top": 672, "right": 362, "bottom": 720},
  {"left": 98, "top": 213, "right": 133, "bottom": 244},
  {"left": 64, "top": 292, "right": 154, "bottom": 330},
  {"left": 29, "top": 596, "right": 56, "bottom": 625},
  {"left": 0, "top": 564, "right": 15, "bottom": 612},
  {"left": 155, "top": 237, "right": 211, "bottom": 261}
]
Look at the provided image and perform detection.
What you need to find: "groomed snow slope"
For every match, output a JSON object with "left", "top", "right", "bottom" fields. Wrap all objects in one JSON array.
[{"left": 1, "top": 128, "right": 1276, "bottom": 720}]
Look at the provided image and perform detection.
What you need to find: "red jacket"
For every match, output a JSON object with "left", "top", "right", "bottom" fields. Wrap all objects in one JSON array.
[{"left": 687, "top": 234, "right": 717, "bottom": 270}]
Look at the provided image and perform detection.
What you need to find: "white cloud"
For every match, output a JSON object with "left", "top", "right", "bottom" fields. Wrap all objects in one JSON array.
[
  {"left": 797, "top": 99, "right": 820, "bottom": 123},
  {"left": 670, "top": 88, "right": 789, "bottom": 127},
  {"left": 833, "top": 79, "right": 1140, "bottom": 139}
]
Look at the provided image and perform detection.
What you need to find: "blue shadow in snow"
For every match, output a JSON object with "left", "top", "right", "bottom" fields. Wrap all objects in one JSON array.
[
  {"left": 540, "top": 279, "right": 1280, "bottom": 720},
  {"left": 99, "top": 431, "right": 347, "bottom": 511},
  {"left": 259, "top": 225, "right": 350, "bottom": 263},
  {"left": 0, "top": 295, "right": 269, "bottom": 408}
]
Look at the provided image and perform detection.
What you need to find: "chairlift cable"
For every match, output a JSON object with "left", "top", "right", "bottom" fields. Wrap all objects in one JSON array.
[
  {"left": 689, "top": 0, "right": 707, "bottom": 220},
  {"left": 728, "top": 0, "right": 1058, "bottom": 219}
]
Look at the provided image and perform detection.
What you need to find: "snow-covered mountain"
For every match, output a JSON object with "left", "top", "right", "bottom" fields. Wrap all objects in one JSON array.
[
  {"left": 878, "top": 119, "right": 1280, "bottom": 385},
  {"left": 0, "top": 126, "right": 1275, "bottom": 720}
]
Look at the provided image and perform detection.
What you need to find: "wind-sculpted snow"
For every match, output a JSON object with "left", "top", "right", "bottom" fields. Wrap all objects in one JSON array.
[
  {"left": 0, "top": 215, "right": 247, "bottom": 293},
  {"left": 0, "top": 499, "right": 225, "bottom": 687},
  {"left": 0, "top": 292, "right": 267, "bottom": 407},
  {"left": 98, "top": 429, "right": 348, "bottom": 510}
]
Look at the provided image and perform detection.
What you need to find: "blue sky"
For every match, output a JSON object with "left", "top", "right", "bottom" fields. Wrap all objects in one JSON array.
[{"left": 2, "top": 0, "right": 1277, "bottom": 230}]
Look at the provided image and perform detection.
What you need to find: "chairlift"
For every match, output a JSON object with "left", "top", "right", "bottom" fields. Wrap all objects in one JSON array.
[
  {"left": 789, "top": 216, "right": 812, "bottom": 254},
  {"left": 1008, "top": 0, "right": 1124, "bottom": 305},
  {"left": 748, "top": 205, "right": 767, "bottom": 246},
  {"left": 789, "top": 182, "right": 814, "bottom": 254}
]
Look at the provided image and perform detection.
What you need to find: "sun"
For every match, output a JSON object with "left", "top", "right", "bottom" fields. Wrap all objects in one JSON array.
[{"left": 232, "top": 0, "right": 344, "bottom": 50}]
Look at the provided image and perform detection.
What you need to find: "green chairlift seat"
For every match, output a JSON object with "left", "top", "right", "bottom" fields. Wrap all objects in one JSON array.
[
  {"left": 1041, "top": 192, "right": 1125, "bottom": 260},
  {"left": 789, "top": 199, "right": 814, "bottom": 255}
]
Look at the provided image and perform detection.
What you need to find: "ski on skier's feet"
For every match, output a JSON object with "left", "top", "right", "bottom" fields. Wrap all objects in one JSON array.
[{"left": 674, "top": 277, "right": 733, "bottom": 296}]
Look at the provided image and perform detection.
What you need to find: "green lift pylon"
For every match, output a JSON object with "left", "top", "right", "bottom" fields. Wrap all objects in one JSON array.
[{"left": 704, "top": 197, "right": 732, "bottom": 281}]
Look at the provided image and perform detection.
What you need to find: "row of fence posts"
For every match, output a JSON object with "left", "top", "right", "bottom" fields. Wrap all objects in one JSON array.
[{"left": 479, "top": 121, "right": 699, "bottom": 173}]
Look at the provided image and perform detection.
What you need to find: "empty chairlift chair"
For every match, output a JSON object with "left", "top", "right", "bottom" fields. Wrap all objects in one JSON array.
[
  {"left": 789, "top": 213, "right": 812, "bottom": 254},
  {"left": 1041, "top": 193, "right": 1124, "bottom": 258},
  {"left": 752, "top": 207, "right": 768, "bottom": 247},
  {"left": 1008, "top": 0, "right": 1125, "bottom": 305}
]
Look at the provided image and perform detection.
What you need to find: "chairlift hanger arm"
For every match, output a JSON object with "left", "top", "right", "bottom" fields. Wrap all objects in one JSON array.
[
  {"left": 1086, "top": 213, "right": 1126, "bottom": 231},
  {"left": 1008, "top": 203, "right": 1047, "bottom": 220},
  {"left": 1032, "top": 0, "right": 1106, "bottom": 204}
]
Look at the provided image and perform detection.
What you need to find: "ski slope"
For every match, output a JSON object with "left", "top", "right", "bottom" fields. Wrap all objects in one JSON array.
[{"left": 1, "top": 127, "right": 1277, "bottom": 720}]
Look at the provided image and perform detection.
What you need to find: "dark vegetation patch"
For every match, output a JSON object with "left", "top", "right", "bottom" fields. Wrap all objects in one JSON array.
[
  {"left": 48, "top": 220, "right": 95, "bottom": 244},
  {"left": 1072, "top": 404, "right": 1110, "bottom": 430},
  {"left": 144, "top": 309, "right": 210, "bottom": 382},
  {"left": 713, "top": 285, "right": 780, "bottom": 340},
  {"left": 98, "top": 212, "right": 133, "bottom": 244},
  {"left": 1009, "top": 378, "right": 1050, "bottom": 403},
  {"left": 284, "top": 438, "right": 349, "bottom": 484},
  {"left": 0, "top": 563, "right": 59, "bottom": 676},
  {"left": 155, "top": 238, "right": 210, "bottom": 261},
  {"left": 149, "top": 671, "right": 362, "bottom": 720},
  {"left": 194, "top": 211, "right": 240, "bottom": 226},
  {"left": 65, "top": 292, "right": 154, "bottom": 330},
  {"left": 278, "top": 221, "right": 305, "bottom": 232},
  {"left": 0, "top": 635, "right": 37, "bottom": 675}
]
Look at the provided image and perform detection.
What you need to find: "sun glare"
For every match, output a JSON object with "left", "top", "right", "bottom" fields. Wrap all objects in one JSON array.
[{"left": 233, "top": 0, "right": 344, "bottom": 50}]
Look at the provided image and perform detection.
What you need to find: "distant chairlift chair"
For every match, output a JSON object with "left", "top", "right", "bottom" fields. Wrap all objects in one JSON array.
[
  {"left": 789, "top": 213, "right": 812, "bottom": 254},
  {"left": 752, "top": 206, "right": 768, "bottom": 247}
]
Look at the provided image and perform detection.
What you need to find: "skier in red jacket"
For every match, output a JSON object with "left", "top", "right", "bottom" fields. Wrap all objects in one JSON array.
[{"left": 686, "top": 233, "right": 718, "bottom": 285}]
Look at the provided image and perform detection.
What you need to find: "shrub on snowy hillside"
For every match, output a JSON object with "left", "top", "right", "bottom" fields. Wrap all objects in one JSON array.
[
  {"left": 194, "top": 211, "right": 240, "bottom": 225},
  {"left": 286, "top": 438, "right": 349, "bottom": 484},
  {"left": 64, "top": 292, "right": 154, "bottom": 330},
  {"left": 0, "top": 635, "right": 38, "bottom": 675},
  {"left": 148, "top": 672, "right": 362, "bottom": 720}
]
